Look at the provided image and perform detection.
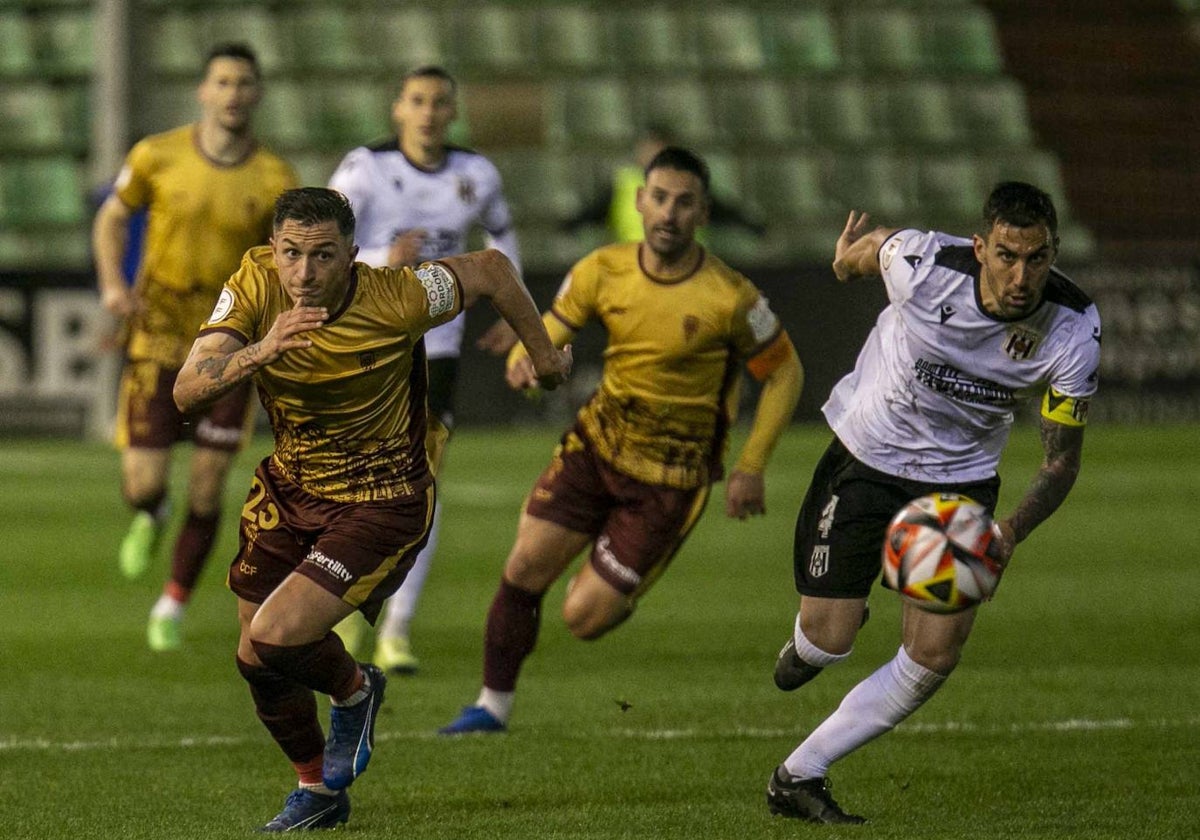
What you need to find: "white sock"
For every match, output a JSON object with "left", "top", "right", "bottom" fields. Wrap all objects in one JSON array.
[
  {"left": 150, "top": 593, "right": 184, "bottom": 620},
  {"left": 476, "top": 687, "right": 514, "bottom": 723},
  {"left": 332, "top": 669, "right": 371, "bottom": 707},
  {"left": 378, "top": 506, "right": 441, "bottom": 640},
  {"left": 785, "top": 645, "right": 946, "bottom": 779},
  {"left": 298, "top": 782, "right": 339, "bottom": 797},
  {"left": 793, "top": 611, "right": 852, "bottom": 667}
]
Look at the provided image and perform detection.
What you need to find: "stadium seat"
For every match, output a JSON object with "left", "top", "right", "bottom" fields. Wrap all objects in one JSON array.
[
  {"left": 544, "top": 78, "right": 634, "bottom": 147},
  {"left": 922, "top": 7, "right": 1004, "bottom": 75},
  {"left": 535, "top": 6, "right": 611, "bottom": 73},
  {"left": 490, "top": 149, "right": 584, "bottom": 225},
  {"left": 606, "top": 8, "right": 699, "bottom": 71},
  {"left": 255, "top": 79, "right": 311, "bottom": 151},
  {"left": 744, "top": 151, "right": 829, "bottom": 224},
  {"left": 310, "top": 81, "right": 390, "bottom": 149},
  {"left": 368, "top": 8, "right": 448, "bottom": 71},
  {"left": 288, "top": 8, "right": 363, "bottom": 71},
  {"left": 694, "top": 7, "right": 765, "bottom": 72},
  {"left": 289, "top": 151, "right": 344, "bottom": 188},
  {"left": 840, "top": 9, "right": 922, "bottom": 74},
  {"left": 711, "top": 79, "right": 797, "bottom": 148},
  {"left": 954, "top": 79, "right": 1035, "bottom": 148},
  {"left": 146, "top": 11, "right": 208, "bottom": 75},
  {"left": 798, "top": 78, "right": 873, "bottom": 149},
  {"left": 0, "top": 84, "right": 67, "bottom": 151},
  {"left": 874, "top": 79, "right": 961, "bottom": 148},
  {"left": 828, "top": 151, "right": 917, "bottom": 221},
  {"left": 210, "top": 9, "right": 286, "bottom": 75},
  {"left": 137, "top": 79, "right": 198, "bottom": 137},
  {"left": 36, "top": 9, "right": 93, "bottom": 77},
  {"left": 0, "top": 156, "right": 85, "bottom": 227},
  {"left": 631, "top": 78, "right": 715, "bottom": 146},
  {"left": 0, "top": 12, "right": 38, "bottom": 77},
  {"left": 759, "top": 6, "right": 840, "bottom": 75},
  {"left": 452, "top": 5, "right": 532, "bottom": 74},
  {"left": 917, "top": 154, "right": 991, "bottom": 227}
]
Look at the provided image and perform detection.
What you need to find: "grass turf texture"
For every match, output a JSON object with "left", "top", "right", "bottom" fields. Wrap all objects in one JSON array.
[{"left": 0, "top": 424, "right": 1196, "bottom": 839}]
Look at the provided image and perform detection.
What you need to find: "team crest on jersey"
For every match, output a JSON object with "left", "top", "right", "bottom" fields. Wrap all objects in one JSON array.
[
  {"left": 1003, "top": 326, "right": 1042, "bottom": 361},
  {"left": 682, "top": 315, "right": 699, "bottom": 342},
  {"left": 416, "top": 263, "right": 457, "bottom": 318},
  {"left": 358, "top": 351, "right": 377, "bottom": 371},
  {"left": 457, "top": 176, "right": 476, "bottom": 205},
  {"left": 208, "top": 288, "right": 234, "bottom": 323}
]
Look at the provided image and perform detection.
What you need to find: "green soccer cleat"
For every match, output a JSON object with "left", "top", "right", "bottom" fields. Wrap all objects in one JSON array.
[
  {"left": 118, "top": 511, "right": 161, "bottom": 580},
  {"left": 373, "top": 635, "right": 419, "bottom": 675},
  {"left": 146, "top": 614, "right": 182, "bottom": 652}
]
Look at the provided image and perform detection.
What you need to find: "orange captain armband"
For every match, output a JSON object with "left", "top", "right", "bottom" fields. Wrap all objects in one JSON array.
[
  {"left": 746, "top": 332, "right": 796, "bottom": 382},
  {"left": 1041, "top": 387, "right": 1090, "bottom": 427}
]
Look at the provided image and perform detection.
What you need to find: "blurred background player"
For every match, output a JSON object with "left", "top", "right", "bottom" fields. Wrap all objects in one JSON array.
[
  {"left": 92, "top": 43, "right": 298, "bottom": 651},
  {"left": 767, "top": 183, "right": 1100, "bottom": 823},
  {"left": 440, "top": 147, "right": 803, "bottom": 734},
  {"left": 327, "top": 65, "right": 522, "bottom": 674},
  {"left": 173, "top": 187, "right": 570, "bottom": 831}
]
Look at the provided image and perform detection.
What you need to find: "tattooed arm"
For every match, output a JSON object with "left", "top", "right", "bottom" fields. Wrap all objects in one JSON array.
[
  {"left": 173, "top": 305, "right": 328, "bottom": 413},
  {"left": 991, "top": 417, "right": 1085, "bottom": 565}
]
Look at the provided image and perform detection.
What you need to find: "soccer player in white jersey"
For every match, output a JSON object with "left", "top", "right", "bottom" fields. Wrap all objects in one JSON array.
[
  {"left": 766, "top": 182, "right": 1101, "bottom": 824},
  {"left": 327, "top": 66, "right": 522, "bottom": 674}
]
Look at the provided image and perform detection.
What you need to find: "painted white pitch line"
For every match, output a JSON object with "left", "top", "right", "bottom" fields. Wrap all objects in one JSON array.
[{"left": 2, "top": 717, "right": 1198, "bottom": 754}]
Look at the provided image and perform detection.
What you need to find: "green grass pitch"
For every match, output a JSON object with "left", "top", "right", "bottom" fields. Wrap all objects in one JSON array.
[{"left": 1, "top": 424, "right": 1196, "bottom": 838}]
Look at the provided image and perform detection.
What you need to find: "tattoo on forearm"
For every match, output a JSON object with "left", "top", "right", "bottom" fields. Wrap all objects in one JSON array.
[
  {"left": 196, "top": 355, "right": 232, "bottom": 381},
  {"left": 1009, "top": 420, "right": 1083, "bottom": 543}
]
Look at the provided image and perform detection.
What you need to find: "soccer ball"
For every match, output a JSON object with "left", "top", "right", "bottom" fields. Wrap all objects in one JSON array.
[{"left": 882, "top": 493, "right": 1002, "bottom": 613}]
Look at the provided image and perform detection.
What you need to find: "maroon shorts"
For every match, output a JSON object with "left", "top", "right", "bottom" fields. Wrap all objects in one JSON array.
[
  {"left": 524, "top": 429, "right": 710, "bottom": 599},
  {"left": 228, "top": 458, "right": 434, "bottom": 623},
  {"left": 116, "top": 359, "right": 253, "bottom": 451}
]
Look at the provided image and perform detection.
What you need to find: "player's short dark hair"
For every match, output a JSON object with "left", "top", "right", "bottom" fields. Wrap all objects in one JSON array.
[
  {"left": 983, "top": 181, "right": 1058, "bottom": 237},
  {"left": 273, "top": 188, "right": 356, "bottom": 238},
  {"left": 399, "top": 65, "right": 457, "bottom": 95},
  {"left": 645, "top": 146, "right": 711, "bottom": 195},
  {"left": 203, "top": 43, "right": 261, "bottom": 79}
]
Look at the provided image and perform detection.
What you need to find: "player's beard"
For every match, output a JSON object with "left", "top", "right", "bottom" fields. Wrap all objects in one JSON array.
[{"left": 645, "top": 226, "right": 693, "bottom": 264}]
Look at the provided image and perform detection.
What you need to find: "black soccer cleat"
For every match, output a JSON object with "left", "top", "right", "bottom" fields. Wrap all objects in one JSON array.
[{"left": 766, "top": 766, "right": 867, "bottom": 825}]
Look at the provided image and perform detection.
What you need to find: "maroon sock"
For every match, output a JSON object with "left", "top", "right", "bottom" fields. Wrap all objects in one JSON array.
[
  {"left": 482, "top": 578, "right": 544, "bottom": 692},
  {"left": 168, "top": 511, "right": 220, "bottom": 596},
  {"left": 236, "top": 657, "right": 324, "bottom": 764},
  {"left": 251, "top": 634, "right": 360, "bottom": 699}
]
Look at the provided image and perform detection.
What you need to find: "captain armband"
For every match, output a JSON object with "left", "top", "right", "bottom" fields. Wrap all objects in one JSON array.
[
  {"left": 1041, "top": 387, "right": 1090, "bottom": 427},
  {"left": 746, "top": 332, "right": 796, "bottom": 382}
]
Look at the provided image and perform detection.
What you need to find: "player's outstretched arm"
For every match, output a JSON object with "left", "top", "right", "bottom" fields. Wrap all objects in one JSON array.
[
  {"left": 831, "top": 211, "right": 897, "bottom": 283},
  {"left": 92, "top": 195, "right": 138, "bottom": 319},
  {"left": 173, "top": 306, "right": 327, "bottom": 413},
  {"left": 992, "top": 417, "right": 1085, "bottom": 565},
  {"left": 440, "top": 249, "right": 571, "bottom": 390}
]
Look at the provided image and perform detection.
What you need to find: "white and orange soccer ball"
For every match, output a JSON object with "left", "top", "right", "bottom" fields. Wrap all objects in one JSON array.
[{"left": 882, "top": 493, "right": 1002, "bottom": 613}]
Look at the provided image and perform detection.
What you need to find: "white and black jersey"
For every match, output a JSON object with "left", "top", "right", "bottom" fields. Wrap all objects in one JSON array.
[
  {"left": 825, "top": 229, "right": 1101, "bottom": 484},
  {"left": 328, "top": 139, "right": 521, "bottom": 359}
]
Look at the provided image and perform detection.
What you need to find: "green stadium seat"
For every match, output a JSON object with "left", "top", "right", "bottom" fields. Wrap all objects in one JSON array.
[
  {"left": 490, "top": 149, "right": 584, "bottom": 225},
  {"left": 369, "top": 8, "right": 447, "bottom": 71},
  {"left": 36, "top": 10, "right": 93, "bottom": 77},
  {"left": 453, "top": 5, "right": 533, "bottom": 74},
  {"left": 799, "top": 78, "right": 873, "bottom": 148},
  {"left": 760, "top": 6, "right": 840, "bottom": 75},
  {"left": 712, "top": 79, "right": 797, "bottom": 148},
  {"left": 954, "top": 79, "right": 1034, "bottom": 148},
  {"left": 986, "top": 149, "right": 1068, "bottom": 203},
  {"left": 288, "top": 8, "right": 363, "bottom": 71},
  {"left": 289, "top": 151, "right": 343, "bottom": 188},
  {"left": 544, "top": 78, "right": 634, "bottom": 147},
  {"left": 917, "top": 154, "right": 991, "bottom": 226},
  {"left": 310, "top": 81, "right": 390, "bottom": 150},
  {"left": 138, "top": 79, "right": 198, "bottom": 136},
  {"left": 255, "top": 79, "right": 311, "bottom": 151},
  {"left": 146, "top": 11, "right": 207, "bottom": 75},
  {"left": 210, "top": 9, "right": 286, "bottom": 75},
  {"left": 840, "top": 9, "right": 922, "bottom": 74},
  {"left": 0, "top": 12, "right": 38, "bottom": 76},
  {"left": 536, "top": 6, "right": 611, "bottom": 72},
  {"left": 632, "top": 78, "right": 715, "bottom": 146},
  {"left": 875, "top": 79, "right": 961, "bottom": 148},
  {"left": 923, "top": 8, "right": 1004, "bottom": 75},
  {"left": 694, "top": 7, "right": 765, "bottom": 72},
  {"left": 606, "top": 8, "right": 699, "bottom": 71},
  {"left": 744, "top": 151, "right": 828, "bottom": 224},
  {"left": 0, "top": 84, "right": 67, "bottom": 151},
  {"left": 0, "top": 156, "right": 85, "bottom": 227},
  {"left": 828, "top": 151, "right": 917, "bottom": 221}
]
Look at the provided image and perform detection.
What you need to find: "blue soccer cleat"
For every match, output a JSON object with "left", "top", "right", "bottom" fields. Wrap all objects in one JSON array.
[
  {"left": 438, "top": 705, "right": 506, "bottom": 735},
  {"left": 258, "top": 788, "right": 350, "bottom": 832},
  {"left": 323, "top": 664, "right": 386, "bottom": 790}
]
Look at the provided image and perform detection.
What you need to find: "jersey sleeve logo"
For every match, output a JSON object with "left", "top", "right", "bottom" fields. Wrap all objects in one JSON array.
[
  {"left": 747, "top": 296, "right": 781, "bottom": 344},
  {"left": 880, "top": 236, "right": 903, "bottom": 271},
  {"left": 416, "top": 263, "right": 457, "bottom": 318},
  {"left": 208, "top": 288, "right": 235, "bottom": 323}
]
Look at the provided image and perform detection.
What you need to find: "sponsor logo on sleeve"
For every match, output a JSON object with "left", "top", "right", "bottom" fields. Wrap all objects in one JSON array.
[
  {"left": 208, "top": 288, "right": 234, "bottom": 323},
  {"left": 416, "top": 263, "right": 457, "bottom": 318},
  {"left": 556, "top": 272, "right": 573, "bottom": 300},
  {"left": 880, "top": 236, "right": 903, "bottom": 271},
  {"left": 747, "top": 296, "right": 780, "bottom": 344}
]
